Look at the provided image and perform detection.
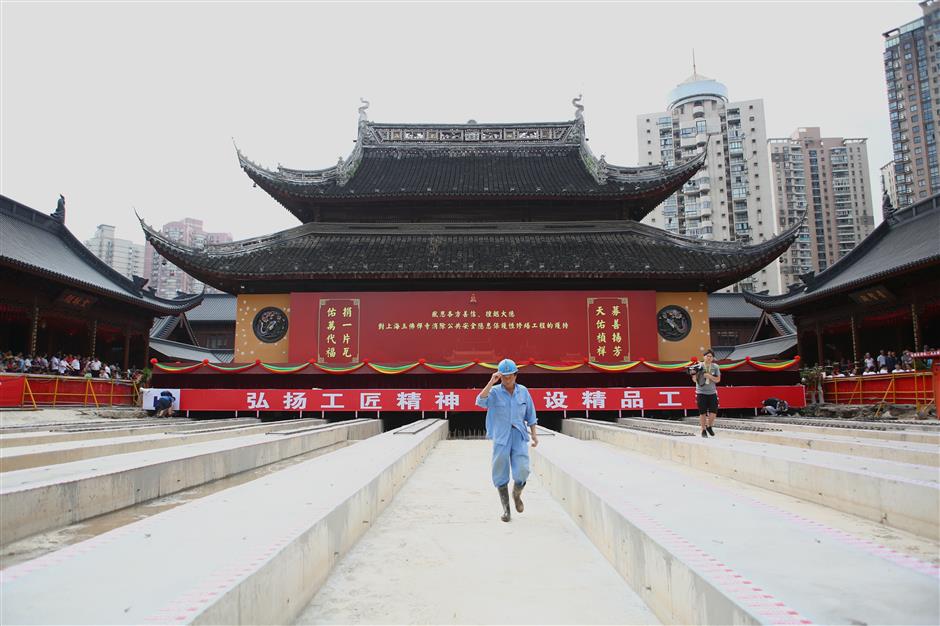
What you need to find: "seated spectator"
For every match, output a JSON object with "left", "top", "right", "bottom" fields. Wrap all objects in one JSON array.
[{"left": 901, "top": 349, "right": 914, "bottom": 371}]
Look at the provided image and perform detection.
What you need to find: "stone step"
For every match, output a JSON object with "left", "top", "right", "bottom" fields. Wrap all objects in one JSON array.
[
  {"left": 0, "top": 420, "right": 447, "bottom": 626},
  {"left": 533, "top": 431, "right": 940, "bottom": 625},
  {"left": 565, "top": 419, "right": 939, "bottom": 540},
  {"left": 0, "top": 419, "right": 380, "bottom": 544}
]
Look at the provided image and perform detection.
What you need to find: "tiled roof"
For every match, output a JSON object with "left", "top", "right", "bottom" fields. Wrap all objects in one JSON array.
[
  {"left": 1, "top": 195, "right": 202, "bottom": 315},
  {"left": 185, "top": 294, "right": 236, "bottom": 322},
  {"left": 724, "top": 334, "right": 798, "bottom": 361},
  {"left": 746, "top": 195, "right": 940, "bottom": 312},
  {"left": 149, "top": 337, "right": 234, "bottom": 363},
  {"left": 150, "top": 316, "right": 178, "bottom": 339},
  {"left": 769, "top": 312, "right": 797, "bottom": 335},
  {"left": 141, "top": 217, "right": 801, "bottom": 294},
  {"left": 237, "top": 117, "right": 706, "bottom": 223},
  {"left": 708, "top": 293, "right": 764, "bottom": 319}
]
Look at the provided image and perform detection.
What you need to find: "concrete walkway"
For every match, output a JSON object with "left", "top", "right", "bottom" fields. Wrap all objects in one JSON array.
[{"left": 296, "top": 439, "right": 658, "bottom": 625}]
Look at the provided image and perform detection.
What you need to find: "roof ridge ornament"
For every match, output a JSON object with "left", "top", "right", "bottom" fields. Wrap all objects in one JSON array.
[
  {"left": 572, "top": 94, "right": 584, "bottom": 120},
  {"left": 358, "top": 97, "right": 370, "bottom": 123}
]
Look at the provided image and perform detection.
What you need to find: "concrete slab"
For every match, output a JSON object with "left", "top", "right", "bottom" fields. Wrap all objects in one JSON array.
[
  {"left": 532, "top": 431, "right": 940, "bottom": 626},
  {"left": 718, "top": 417, "right": 940, "bottom": 444},
  {"left": 0, "top": 419, "right": 380, "bottom": 544},
  {"left": 0, "top": 419, "right": 260, "bottom": 448},
  {"left": 565, "top": 420, "right": 940, "bottom": 539},
  {"left": 295, "top": 440, "right": 659, "bottom": 625},
  {"left": 0, "top": 420, "right": 447, "bottom": 625},
  {"left": 619, "top": 417, "right": 940, "bottom": 467},
  {"left": 0, "top": 419, "right": 326, "bottom": 471}
]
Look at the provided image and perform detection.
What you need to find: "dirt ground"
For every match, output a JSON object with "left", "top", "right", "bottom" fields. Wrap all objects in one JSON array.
[{"left": 0, "top": 407, "right": 148, "bottom": 428}]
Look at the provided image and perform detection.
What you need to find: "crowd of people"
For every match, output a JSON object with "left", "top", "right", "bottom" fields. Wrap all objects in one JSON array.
[
  {"left": 0, "top": 351, "right": 143, "bottom": 382},
  {"left": 827, "top": 346, "right": 932, "bottom": 376}
]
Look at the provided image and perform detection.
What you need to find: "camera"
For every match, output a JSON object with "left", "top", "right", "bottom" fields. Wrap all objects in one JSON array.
[{"left": 688, "top": 362, "right": 704, "bottom": 376}]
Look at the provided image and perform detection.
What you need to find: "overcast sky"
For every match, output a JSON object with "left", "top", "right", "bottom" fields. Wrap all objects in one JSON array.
[{"left": 1, "top": 1, "right": 918, "bottom": 245}]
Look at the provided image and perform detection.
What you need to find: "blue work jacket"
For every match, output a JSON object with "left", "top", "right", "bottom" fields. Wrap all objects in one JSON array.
[{"left": 476, "top": 383, "right": 538, "bottom": 445}]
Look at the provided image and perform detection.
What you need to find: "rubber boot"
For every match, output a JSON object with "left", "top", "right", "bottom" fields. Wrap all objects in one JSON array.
[
  {"left": 512, "top": 481, "right": 526, "bottom": 513},
  {"left": 498, "top": 485, "right": 511, "bottom": 522}
]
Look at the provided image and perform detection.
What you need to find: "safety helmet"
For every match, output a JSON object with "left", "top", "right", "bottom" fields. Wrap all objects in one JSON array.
[{"left": 497, "top": 358, "right": 519, "bottom": 376}]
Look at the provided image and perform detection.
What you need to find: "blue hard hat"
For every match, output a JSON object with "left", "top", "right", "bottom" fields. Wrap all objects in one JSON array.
[{"left": 497, "top": 358, "right": 518, "bottom": 375}]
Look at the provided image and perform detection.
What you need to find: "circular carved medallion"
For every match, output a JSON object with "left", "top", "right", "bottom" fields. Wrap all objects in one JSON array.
[
  {"left": 657, "top": 305, "right": 692, "bottom": 342},
  {"left": 252, "top": 307, "right": 289, "bottom": 343}
]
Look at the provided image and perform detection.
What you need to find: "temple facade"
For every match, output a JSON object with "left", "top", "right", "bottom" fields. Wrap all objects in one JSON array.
[{"left": 143, "top": 103, "right": 800, "bottom": 374}]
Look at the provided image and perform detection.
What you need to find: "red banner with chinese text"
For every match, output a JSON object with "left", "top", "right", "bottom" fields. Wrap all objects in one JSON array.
[
  {"left": 290, "top": 291, "right": 658, "bottom": 364},
  {"left": 174, "top": 385, "right": 805, "bottom": 412},
  {"left": 317, "top": 298, "right": 360, "bottom": 364}
]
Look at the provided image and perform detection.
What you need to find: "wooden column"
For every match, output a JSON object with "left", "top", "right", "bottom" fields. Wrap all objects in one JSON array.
[
  {"left": 796, "top": 329, "right": 806, "bottom": 362},
  {"left": 89, "top": 319, "right": 98, "bottom": 357},
  {"left": 851, "top": 315, "right": 860, "bottom": 366},
  {"left": 815, "top": 321, "right": 824, "bottom": 365},
  {"left": 123, "top": 326, "right": 131, "bottom": 371},
  {"left": 29, "top": 301, "right": 39, "bottom": 355},
  {"left": 912, "top": 303, "right": 922, "bottom": 351}
]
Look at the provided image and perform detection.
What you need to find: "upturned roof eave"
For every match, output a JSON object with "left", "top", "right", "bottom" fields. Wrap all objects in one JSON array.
[
  {"left": 0, "top": 256, "right": 203, "bottom": 315},
  {"left": 744, "top": 254, "right": 940, "bottom": 312},
  {"left": 241, "top": 150, "right": 703, "bottom": 199}
]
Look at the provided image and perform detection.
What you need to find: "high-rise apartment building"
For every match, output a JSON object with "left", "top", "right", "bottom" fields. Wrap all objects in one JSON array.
[
  {"left": 84, "top": 224, "right": 145, "bottom": 280},
  {"left": 638, "top": 72, "right": 781, "bottom": 294},
  {"left": 883, "top": 0, "right": 940, "bottom": 208},
  {"left": 768, "top": 128, "right": 875, "bottom": 289},
  {"left": 880, "top": 160, "right": 899, "bottom": 217},
  {"left": 144, "top": 218, "right": 232, "bottom": 298}
]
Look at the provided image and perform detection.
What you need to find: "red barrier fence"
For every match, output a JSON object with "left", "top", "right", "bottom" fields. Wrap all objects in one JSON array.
[
  {"left": 146, "top": 385, "right": 806, "bottom": 413},
  {"left": 0, "top": 374, "right": 139, "bottom": 408},
  {"left": 822, "top": 371, "right": 934, "bottom": 409}
]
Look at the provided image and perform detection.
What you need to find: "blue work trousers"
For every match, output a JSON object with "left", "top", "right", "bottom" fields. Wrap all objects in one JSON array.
[{"left": 491, "top": 426, "right": 530, "bottom": 488}]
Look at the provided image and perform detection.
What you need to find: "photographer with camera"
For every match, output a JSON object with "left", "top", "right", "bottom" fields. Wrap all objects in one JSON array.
[{"left": 690, "top": 349, "right": 721, "bottom": 438}]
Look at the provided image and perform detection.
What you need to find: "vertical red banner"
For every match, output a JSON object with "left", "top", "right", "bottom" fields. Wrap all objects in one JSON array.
[
  {"left": 587, "top": 297, "right": 630, "bottom": 362},
  {"left": 318, "top": 298, "right": 360, "bottom": 363}
]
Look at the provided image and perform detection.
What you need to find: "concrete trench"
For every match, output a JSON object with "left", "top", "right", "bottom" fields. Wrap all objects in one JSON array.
[{"left": 0, "top": 414, "right": 937, "bottom": 625}]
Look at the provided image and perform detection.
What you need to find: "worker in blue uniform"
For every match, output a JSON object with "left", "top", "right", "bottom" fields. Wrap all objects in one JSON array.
[{"left": 475, "top": 358, "right": 539, "bottom": 522}]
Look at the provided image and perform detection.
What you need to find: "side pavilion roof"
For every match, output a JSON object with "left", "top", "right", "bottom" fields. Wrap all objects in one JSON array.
[
  {"left": 745, "top": 195, "right": 940, "bottom": 312},
  {"left": 1, "top": 194, "right": 202, "bottom": 315}
]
